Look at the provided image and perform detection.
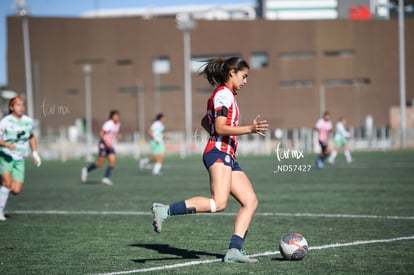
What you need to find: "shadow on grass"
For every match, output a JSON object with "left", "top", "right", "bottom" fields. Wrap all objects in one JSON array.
[{"left": 130, "top": 243, "right": 223, "bottom": 263}]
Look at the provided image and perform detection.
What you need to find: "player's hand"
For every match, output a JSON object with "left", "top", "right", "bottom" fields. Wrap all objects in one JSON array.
[
  {"left": 33, "top": 151, "right": 41, "bottom": 167},
  {"left": 250, "top": 115, "right": 269, "bottom": 137},
  {"left": 7, "top": 143, "right": 16, "bottom": 151}
]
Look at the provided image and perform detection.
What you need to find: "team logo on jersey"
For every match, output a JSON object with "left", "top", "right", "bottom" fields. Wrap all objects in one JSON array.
[{"left": 224, "top": 155, "right": 231, "bottom": 164}]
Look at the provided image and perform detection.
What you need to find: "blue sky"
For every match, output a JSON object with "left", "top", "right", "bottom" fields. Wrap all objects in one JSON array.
[{"left": 0, "top": 0, "right": 253, "bottom": 87}]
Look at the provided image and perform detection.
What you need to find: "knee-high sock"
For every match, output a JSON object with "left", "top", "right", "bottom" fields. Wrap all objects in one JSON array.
[{"left": 0, "top": 186, "right": 11, "bottom": 213}]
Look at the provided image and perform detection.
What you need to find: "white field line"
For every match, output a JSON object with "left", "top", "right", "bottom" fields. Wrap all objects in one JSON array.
[
  {"left": 9, "top": 210, "right": 414, "bottom": 220},
  {"left": 93, "top": 235, "right": 414, "bottom": 275}
]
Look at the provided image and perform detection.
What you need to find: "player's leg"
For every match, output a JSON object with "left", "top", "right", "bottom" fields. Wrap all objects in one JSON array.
[
  {"left": 102, "top": 153, "right": 116, "bottom": 185},
  {"left": 186, "top": 162, "right": 232, "bottom": 212},
  {"left": 343, "top": 144, "right": 352, "bottom": 163},
  {"left": 152, "top": 153, "right": 164, "bottom": 175},
  {"left": 152, "top": 162, "right": 232, "bottom": 233},
  {"left": 82, "top": 152, "right": 106, "bottom": 182},
  {"left": 0, "top": 160, "right": 25, "bottom": 220},
  {"left": 328, "top": 143, "right": 339, "bottom": 164},
  {"left": 315, "top": 141, "right": 326, "bottom": 168},
  {"left": 151, "top": 143, "right": 165, "bottom": 175},
  {"left": 223, "top": 169, "right": 258, "bottom": 263},
  {"left": 0, "top": 172, "right": 12, "bottom": 221}
]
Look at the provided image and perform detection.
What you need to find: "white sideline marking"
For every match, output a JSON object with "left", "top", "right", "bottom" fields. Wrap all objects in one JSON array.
[
  {"left": 93, "top": 236, "right": 414, "bottom": 275},
  {"left": 9, "top": 210, "right": 414, "bottom": 220}
]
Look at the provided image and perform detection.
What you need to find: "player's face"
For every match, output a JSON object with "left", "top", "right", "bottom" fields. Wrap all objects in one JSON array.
[
  {"left": 11, "top": 100, "right": 25, "bottom": 117},
  {"left": 112, "top": 113, "right": 120, "bottom": 123},
  {"left": 229, "top": 68, "right": 249, "bottom": 91}
]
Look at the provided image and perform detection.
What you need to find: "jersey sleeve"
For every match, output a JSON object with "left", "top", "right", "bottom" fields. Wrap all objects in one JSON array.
[
  {"left": 315, "top": 119, "right": 322, "bottom": 129},
  {"left": 213, "top": 90, "right": 233, "bottom": 118},
  {"left": 102, "top": 120, "right": 112, "bottom": 132}
]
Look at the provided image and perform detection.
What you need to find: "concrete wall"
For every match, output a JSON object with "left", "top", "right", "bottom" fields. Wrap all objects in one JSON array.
[{"left": 7, "top": 16, "right": 414, "bottom": 135}]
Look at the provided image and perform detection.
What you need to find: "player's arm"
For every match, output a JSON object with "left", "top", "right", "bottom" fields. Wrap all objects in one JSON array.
[
  {"left": 147, "top": 127, "right": 153, "bottom": 139},
  {"left": 99, "top": 129, "right": 111, "bottom": 148},
  {"left": 0, "top": 128, "right": 15, "bottom": 150},
  {"left": 214, "top": 115, "right": 269, "bottom": 137},
  {"left": 29, "top": 134, "right": 41, "bottom": 167},
  {"left": 0, "top": 140, "right": 15, "bottom": 150}
]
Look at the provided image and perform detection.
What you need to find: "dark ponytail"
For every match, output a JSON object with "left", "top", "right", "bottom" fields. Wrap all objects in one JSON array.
[{"left": 199, "top": 57, "right": 249, "bottom": 87}]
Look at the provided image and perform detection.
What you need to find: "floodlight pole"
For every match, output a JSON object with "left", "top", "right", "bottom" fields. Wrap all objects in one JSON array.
[
  {"left": 83, "top": 64, "right": 93, "bottom": 161},
  {"left": 177, "top": 13, "right": 195, "bottom": 157},
  {"left": 398, "top": 0, "right": 407, "bottom": 149},
  {"left": 19, "top": 4, "right": 35, "bottom": 119}
]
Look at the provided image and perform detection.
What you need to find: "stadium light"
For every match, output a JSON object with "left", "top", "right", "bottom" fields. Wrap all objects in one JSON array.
[
  {"left": 176, "top": 13, "right": 196, "bottom": 157},
  {"left": 83, "top": 64, "right": 93, "bottom": 161}
]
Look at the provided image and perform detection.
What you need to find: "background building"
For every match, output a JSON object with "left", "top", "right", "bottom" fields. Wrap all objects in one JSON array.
[{"left": 6, "top": 16, "right": 414, "bottom": 136}]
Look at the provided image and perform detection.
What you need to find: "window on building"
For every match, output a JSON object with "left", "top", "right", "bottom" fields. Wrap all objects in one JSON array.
[
  {"left": 117, "top": 59, "right": 133, "bottom": 66},
  {"left": 153, "top": 56, "right": 171, "bottom": 74},
  {"left": 324, "top": 49, "right": 355, "bottom": 57},
  {"left": 250, "top": 52, "right": 269, "bottom": 69},
  {"left": 280, "top": 80, "right": 315, "bottom": 88},
  {"left": 279, "top": 51, "right": 316, "bottom": 60}
]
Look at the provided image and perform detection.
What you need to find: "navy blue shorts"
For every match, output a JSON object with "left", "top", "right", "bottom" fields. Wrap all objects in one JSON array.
[
  {"left": 98, "top": 142, "right": 116, "bottom": 157},
  {"left": 202, "top": 147, "right": 242, "bottom": 171}
]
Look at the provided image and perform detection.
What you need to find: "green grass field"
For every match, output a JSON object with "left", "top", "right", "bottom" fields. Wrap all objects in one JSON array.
[{"left": 0, "top": 150, "right": 413, "bottom": 274}]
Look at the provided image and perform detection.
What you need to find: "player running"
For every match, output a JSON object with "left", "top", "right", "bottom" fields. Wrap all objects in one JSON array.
[
  {"left": 151, "top": 57, "right": 269, "bottom": 263},
  {"left": 328, "top": 117, "right": 352, "bottom": 164},
  {"left": 139, "top": 113, "right": 166, "bottom": 176},
  {"left": 81, "top": 110, "right": 121, "bottom": 185},
  {"left": 314, "top": 111, "right": 333, "bottom": 168},
  {"left": 0, "top": 97, "right": 41, "bottom": 221}
]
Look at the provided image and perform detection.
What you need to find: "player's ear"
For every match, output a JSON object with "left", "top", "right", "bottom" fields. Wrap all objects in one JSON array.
[{"left": 229, "top": 69, "right": 236, "bottom": 78}]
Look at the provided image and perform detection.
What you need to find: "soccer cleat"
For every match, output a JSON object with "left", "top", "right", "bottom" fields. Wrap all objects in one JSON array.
[
  {"left": 151, "top": 203, "right": 169, "bottom": 233},
  {"left": 101, "top": 177, "right": 113, "bottom": 185},
  {"left": 0, "top": 212, "right": 7, "bottom": 221},
  {"left": 81, "top": 167, "right": 88, "bottom": 183},
  {"left": 223, "top": 248, "right": 258, "bottom": 263}
]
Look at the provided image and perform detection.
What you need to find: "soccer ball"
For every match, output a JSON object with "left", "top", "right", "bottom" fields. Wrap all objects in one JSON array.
[{"left": 279, "top": 232, "right": 309, "bottom": 260}]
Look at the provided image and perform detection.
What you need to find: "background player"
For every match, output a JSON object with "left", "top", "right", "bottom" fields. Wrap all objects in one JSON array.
[
  {"left": 328, "top": 117, "right": 352, "bottom": 164},
  {"left": 81, "top": 110, "right": 121, "bottom": 185},
  {"left": 151, "top": 57, "right": 269, "bottom": 263},
  {"left": 0, "top": 97, "right": 41, "bottom": 221},
  {"left": 314, "top": 111, "right": 332, "bottom": 168},
  {"left": 139, "top": 113, "right": 166, "bottom": 176}
]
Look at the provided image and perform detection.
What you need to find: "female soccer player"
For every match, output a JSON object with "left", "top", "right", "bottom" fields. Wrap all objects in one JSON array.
[
  {"left": 81, "top": 110, "right": 121, "bottom": 185},
  {"left": 139, "top": 113, "right": 166, "bottom": 175},
  {"left": 328, "top": 117, "right": 352, "bottom": 164},
  {"left": 314, "top": 111, "right": 333, "bottom": 168},
  {"left": 151, "top": 57, "right": 269, "bottom": 263},
  {"left": 0, "top": 97, "right": 41, "bottom": 221}
]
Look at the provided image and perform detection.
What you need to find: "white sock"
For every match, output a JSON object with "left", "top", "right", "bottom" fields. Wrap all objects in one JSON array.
[
  {"left": 344, "top": 151, "right": 352, "bottom": 163},
  {"left": 0, "top": 186, "right": 11, "bottom": 214},
  {"left": 153, "top": 163, "right": 162, "bottom": 175},
  {"left": 329, "top": 150, "right": 337, "bottom": 163}
]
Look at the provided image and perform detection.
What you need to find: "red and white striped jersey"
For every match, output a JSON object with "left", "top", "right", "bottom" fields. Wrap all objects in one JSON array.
[
  {"left": 204, "top": 85, "right": 239, "bottom": 159},
  {"left": 101, "top": 119, "right": 120, "bottom": 147}
]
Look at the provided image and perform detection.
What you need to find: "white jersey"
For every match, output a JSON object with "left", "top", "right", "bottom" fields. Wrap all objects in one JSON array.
[
  {"left": 0, "top": 114, "right": 34, "bottom": 160},
  {"left": 334, "top": 122, "right": 351, "bottom": 140},
  {"left": 315, "top": 118, "right": 332, "bottom": 143},
  {"left": 150, "top": 120, "right": 164, "bottom": 144},
  {"left": 101, "top": 119, "right": 120, "bottom": 147}
]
